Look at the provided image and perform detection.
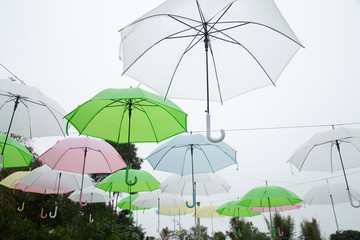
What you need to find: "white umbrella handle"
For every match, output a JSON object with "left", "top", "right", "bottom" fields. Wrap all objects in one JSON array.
[
  {"left": 206, "top": 113, "right": 225, "bottom": 143},
  {"left": 89, "top": 213, "right": 94, "bottom": 222},
  {"left": 49, "top": 205, "right": 58, "bottom": 218},
  {"left": 348, "top": 190, "right": 360, "bottom": 208}
]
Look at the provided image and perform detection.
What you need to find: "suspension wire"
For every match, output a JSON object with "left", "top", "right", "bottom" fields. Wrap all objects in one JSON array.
[{"left": 0, "top": 62, "right": 25, "bottom": 84}]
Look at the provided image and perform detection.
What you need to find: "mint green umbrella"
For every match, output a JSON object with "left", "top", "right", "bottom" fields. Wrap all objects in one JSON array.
[
  {"left": 216, "top": 201, "right": 261, "bottom": 217},
  {"left": 237, "top": 181, "right": 302, "bottom": 237},
  {"left": 117, "top": 194, "right": 150, "bottom": 211},
  {"left": 0, "top": 134, "right": 33, "bottom": 168}
]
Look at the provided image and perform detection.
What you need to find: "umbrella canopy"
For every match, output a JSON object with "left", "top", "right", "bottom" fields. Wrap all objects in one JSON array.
[
  {"left": 146, "top": 134, "right": 237, "bottom": 176},
  {"left": 0, "top": 170, "right": 30, "bottom": 189},
  {"left": 119, "top": 0, "right": 302, "bottom": 142},
  {"left": 288, "top": 127, "right": 360, "bottom": 208},
  {"left": 69, "top": 186, "right": 113, "bottom": 204},
  {"left": 13, "top": 164, "right": 94, "bottom": 194},
  {"left": 0, "top": 79, "right": 67, "bottom": 138},
  {"left": 158, "top": 204, "right": 195, "bottom": 216},
  {"left": 216, "top": 201, "right": 260, "bottom": 217},
  {"left": 133, "top": 189, "right": 184, "bottom": 209},
  {"left": 0, "top": 134, "right": 33, "bottom": 169},
  {"left": 160, "top": 173, "right": 231, "bottom": 197},
  {"left": 64, "top": 87, "right": 187, "bottom": 144},
  {"left": 96, "top": 169, "right": 160, "bottom": 193},
  {"left": 117, "top": 194, "right": 150, "bottom": 211},
  {"left": 38, "top": 137, "right": 126, "bottom": 174},
  {"left": 196, "top": 205, "right": 225, "bottom": 219}
]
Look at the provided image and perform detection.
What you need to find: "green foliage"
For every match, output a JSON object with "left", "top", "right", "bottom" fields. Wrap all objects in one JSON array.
[
  {"left": 330, "top": 230, "right": 360, "bottom": 240},
  {"left": 211, "top": 231, "right": 226, "bottom": 240},
  {"left": 266, "top": 213, "right": 296, "bottom": 240},
  {"left": 299, "top": 218, "right": 323, "bottom": 240},
  {"left": 226, "top": 217, "right": 270, "bottom": 240}
]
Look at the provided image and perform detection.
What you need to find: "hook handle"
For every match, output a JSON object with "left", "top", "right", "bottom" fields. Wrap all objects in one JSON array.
[
  {"left": 271, "top": 227, "right": 276, "bottom": 237},
  {"left": 206, "top": 113, "right": 225, "bottom": 143},
  {"left": 49, "top": 205, "right": 58, "bottom": 218},
  {"left": 237, "top": 229, "right": 242, "bottom": 237},
  {"left": 186, "top": 192, "right": 196, "bottom": 208},
  {"left": 79, "top": 191, "right": 88, "bottom": 207},
  {"left": 17, "top": 202, "right": 25, "bottom": 212},
  {"left": 40, "top": 208, "right": 47, "bottom": 219},
  {"left": 89, "top": 213, "right": 94, "bottom": 222},
  {"left": 125, "top": 165, "right": 137, "bottom": 186},
  {"left": 348, "top": 190, "right": 360, "bottom": 208},
  {"left": 278, "top": 227, "right": 284, "bottom": 236}
]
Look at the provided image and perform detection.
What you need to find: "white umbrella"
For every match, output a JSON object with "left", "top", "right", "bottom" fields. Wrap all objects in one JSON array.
[
  {"left": 0, "top": 79, "right": 68, "bottom": 169},
  {"left": 132, "top": 189, "right": 184, "bottom": 232},
  {"left": 288, "top": 127, "right": 360, "bottom": 208},
  {"left": 303, "top": 180, "right": 360, "bottom": 231},
  {"left": 160, "top": 173, "right": 231, "bottom": 197},
  {"left": 119, "top": 0, "right": 302, "bottom": 142}
]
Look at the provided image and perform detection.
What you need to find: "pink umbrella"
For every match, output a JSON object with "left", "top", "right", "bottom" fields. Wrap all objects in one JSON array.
[{"left": 38, "top": 137, "right": 126, "bottom": 206}]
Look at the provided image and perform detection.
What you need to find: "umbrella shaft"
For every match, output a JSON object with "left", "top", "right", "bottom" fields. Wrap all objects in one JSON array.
[
  {"left": 204, "top": 23, "right": 210, "bottom": 113},
  {"left": 335, "top": 140, "right": 350, "bottom": 190},
  {"left": 1, "top": 95, "right": 20, "bottom": 156}
]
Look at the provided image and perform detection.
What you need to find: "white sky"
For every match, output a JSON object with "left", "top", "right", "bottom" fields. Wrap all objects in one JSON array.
[{"left": 1, "top": 0, "right": 360, "bottom": 238}]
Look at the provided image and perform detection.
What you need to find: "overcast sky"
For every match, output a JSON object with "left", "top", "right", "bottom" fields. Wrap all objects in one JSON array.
[{"left": 1, "top": 0, "right": 360, "bottom": 238}]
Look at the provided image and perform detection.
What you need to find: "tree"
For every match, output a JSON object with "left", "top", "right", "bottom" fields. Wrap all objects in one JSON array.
[
  {"left": 210, "top": 231, "right": 226, "bottom": 240},
  {"left": 264, "top": 213, "right": 296, "bottom": 240},
  {"left": 226, "top": 217, "right": 270, "bottom": 240},
  {"left": 188, "top": 225, "right": 210, "bottom": 240},
  {"left": 299, "top": 218, "right": 323, "bottom": 240},
  {"left": 330, "top": 230, "right": 360, "bottom": 240}
]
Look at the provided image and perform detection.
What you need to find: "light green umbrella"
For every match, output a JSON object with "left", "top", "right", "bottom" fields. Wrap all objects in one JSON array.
[
  {"left": 237, "top": 181, "right": 302, "bottom": 237},
  {"left": 64, "top": 87, "right": 187, "bottom": 186},
  {"left": 0, "top": 134, "right": 33, "bottom": 169},
  {"left": 117, "top": 194, "right": 150, "bottom": 211},
  {"left": 216, "top": 201, "right": 261, "bottom": 217}
]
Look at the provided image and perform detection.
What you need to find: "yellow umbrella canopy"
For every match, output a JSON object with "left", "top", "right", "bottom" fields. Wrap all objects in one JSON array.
[
  {"left": 158, "top": 203, "right": 195, "bottom": 216},
  {"left": 196, "top": 205, "right": 225, "bottom": 219},
  {"left": 0, "top": 171, "right": 30, "bottom": 189}
]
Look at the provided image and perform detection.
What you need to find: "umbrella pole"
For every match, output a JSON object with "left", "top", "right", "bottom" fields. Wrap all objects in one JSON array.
[
  {"left": 267, "top": 197, "right": 275, "bottom": 238},
  {"left": 203, "top": 23, "right": 225, "bottom": 143},
  {"left": 157, "top": 198, "right": 160, "bottom": 232},
  {"left": 335, "top": 140, "right": 360, "bottom": 208},
  {"left": 329, "top": 193, "right": 340, "bottom": 231},
  {"left": 126, "top": 99, "right": 137, "bottom": 186},
  {"left": 50, "top": 173, "right": 61, "bottom": 218},
  {"left": 186, "top": 145, "right": 196, "bottom": 208},
  {"left": 79, "top": 148, "right": 88, "bottom": 206},
  {"left": 0, "top": 95, "right": 20, "bottom": 170}
]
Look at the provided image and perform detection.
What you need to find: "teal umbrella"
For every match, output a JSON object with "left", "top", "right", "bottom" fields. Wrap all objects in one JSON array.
[
  {"left": 65, "top": 87, "right": 187, "bottom": 186},
  {"left": 0, "top": 134, "right": 33, "bottom": 169},
  {"left": 237, "top": 181, "right": 302, "bottom": 237}
]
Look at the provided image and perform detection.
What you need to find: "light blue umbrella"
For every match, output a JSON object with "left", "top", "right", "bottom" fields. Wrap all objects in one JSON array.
[{"left": 146, "top": 133, "right": 237, "bottom": 210}]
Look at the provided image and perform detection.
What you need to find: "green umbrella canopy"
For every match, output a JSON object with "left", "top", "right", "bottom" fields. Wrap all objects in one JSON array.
[
  {"left": 64, "top": 87, "right": 187, "bottom": 144},
  {"left": 237, "top": 183, "right": 303, "bottom": 208},
  {"left": 0, "top": 134, "right": 33, "bottom": 168},
  {"left": 96, "top": 169, "right": 160, "bottom": 193},
  {"left": 117, "top": 194, "right": 151, "bottom": 211},
  {"left": 216, "top": 201, "right": 261, "bottom": 217}
]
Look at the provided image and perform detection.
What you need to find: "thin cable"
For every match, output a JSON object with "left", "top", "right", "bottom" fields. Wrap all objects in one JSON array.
[{"left": 0, "top": 63, "right": 25, "bottom": 84}]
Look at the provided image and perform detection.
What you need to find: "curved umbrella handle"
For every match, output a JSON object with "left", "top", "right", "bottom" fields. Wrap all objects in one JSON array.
[
  {"left": 49, "top": 205, "right": 58, "bottom": 218},
  {"left": 278, "top": 227, "right": 284, "bottom": 236},
  {"left": 17, "top": 202, "right": 25, "bottom": 212},
  {"left": 125, "top": 165, "right": 137, "bottom": 186},
  {"left": 348, "top": 190, "right": 360, "bottom": 208},
  {"left": 237, "top": 229, "right": 242, "bottom": 237},
  {"left": 40, "top": 208, "right": 47, "bottom": 219},
  {"left": 89, "top": 213, "right": 94, "bottom": 222},
  {"left": 206, "top": 113, "right": 225, "bottom": 143},
  {"left": 271, "top": 227, "right": 276, "bottom": 237},
  {"left": 185, "top": 192, "right": 196, "bottom": 208},
  {"left": 79, "top": 191, "right": 88, "bottom": 207}
]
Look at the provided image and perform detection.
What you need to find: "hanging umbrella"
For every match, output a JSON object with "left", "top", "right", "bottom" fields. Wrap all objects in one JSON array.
[
  {"left": 38, "top": 137, "right": 126, "bottom": 206},
  {"left": 288, "top": 126, "right": 360, "bottom": 208},
  {"left": 237, "top": 181, "right": 302, "bottom": 237},
  {"left": 146, "top": 133, "right": 237, "bottom": 211},
  {"left": 159, "top": 204, "right": 195, "bottom": 235},
  {"left": 118, "top": 0, "right": 302, "bottom": 143},
  {"left": 196, "top": 204, "right": 225, "bottom": 236},
  {"left": 303, "top": 180, "right": 360, "bottom": 231},
  {"left": 13, "top": 164, "right": 94, "bottom": 219},
  {"left": 160, "top": 173, "right": 231, "bottom": 197},
  {"left": 97, "top": 168, "right": 160, "bottom": 221},
  {"left": 132, "top": 189, "right": 184, "bottom": 232},
  {"left": 117, "top": 194, "right": 151, "bottom": 211},
  {"left": 0, "top": 133, "right": 33, "bottom": 169},
  {"left": 0, "top": 170, "right": 30, "bottom": 189},
  {"left": 64, "top": 87, "right": 187, "bottom": 186},
  {"left": 216, "top": 201, "right": 261, "bottom": 218},
  {"left": 69, "top": 186, "right": 114, "bottom": 222},
  {"left": 0, "top": 79, "right": 68, "bottom": 169}
]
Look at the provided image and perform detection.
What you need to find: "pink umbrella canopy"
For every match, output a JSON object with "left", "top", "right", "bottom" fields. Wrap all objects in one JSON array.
[
  {"left": 38, "top": 137, "right": 126, "bottom": 174},
  {"left": 251, "top": 203, "right": 303, "bottom": 213}
]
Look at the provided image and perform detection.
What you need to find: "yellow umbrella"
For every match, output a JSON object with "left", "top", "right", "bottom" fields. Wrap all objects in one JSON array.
[
  {"left": 0, "top": 170, "right": 30, "bottom": 211},
  {"left": 159, "top": 204, "right": 195, "bottom": 235},
  {"left": 196, "top": 204, "right": 225, "bottom": 237}
]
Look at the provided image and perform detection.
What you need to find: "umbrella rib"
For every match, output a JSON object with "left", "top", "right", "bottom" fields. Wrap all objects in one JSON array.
[
  {"left": 181, "top": 146, "right": 191, "bottom": 176},
  {"left": 208, "top": 41, "right": 223, "bottom": 104},
  {"left": 38, "top": 100, "right": 66, "bottom": 136},
  {"left": 149, "top": 146, "right": 177, "bottom": 170},
  {"left": 137, "top": 101, "right": 159, "bottom": 143},
  {"left": 193, "top": 145, "right": 215, "bottom": 173},
  {"left": 116, "top": 100, "right": 129, "bottom": 143}
]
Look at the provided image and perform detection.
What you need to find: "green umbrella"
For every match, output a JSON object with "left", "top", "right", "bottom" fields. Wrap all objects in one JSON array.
[
  {"left": 117, "top": 194, "right": 150, "bottom": 211},
  {"left": 216, "top": 201, "right": 261, "bottom": 217},
  {"left": 237, "top": 181, "right": 302, "bottom": 237},
  {"left": 0, "top": 134, "right": 33, "bottom": 169},
  {"left": 64, "top": 87, "right": 187, "bottom": 186}
]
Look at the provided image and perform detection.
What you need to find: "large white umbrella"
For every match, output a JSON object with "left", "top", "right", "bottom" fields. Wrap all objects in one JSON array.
[
  {"left": 132, "top": 189, "right": 184, "bottom": 232},
  {"left": 303, "top": 180, "right": 360, "bottom": 231},
  {"left": 288, "top": 127, "right": 360, "bottom": 208},
  {"left": 0, "top": 79, "right": 68, "bottom": 169},
  {"left": 119, "top": 0, "right": 302, "bottom": 142},
  {"left": 160, "top": 173, "right": 231, "bottom": 197}
]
